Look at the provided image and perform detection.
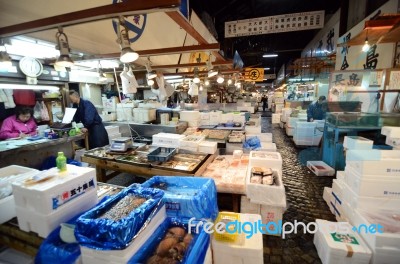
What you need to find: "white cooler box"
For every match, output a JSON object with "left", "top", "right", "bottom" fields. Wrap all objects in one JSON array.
[
  {"left": 179, "top": 135, "right": 205, "bottom": 151},
  {"left": 246, "top": 133, "right": 273, "bottom": 143},
  {"left": 152, "top": 133, "right": 186, "bottom": 148},
  {"left": 344, "top": 166, "right": 400, "bottom": 197},
  {"left": 249, "top": 151, "right": 282, "bottom": 172},
  {"left": 80, "top": 206, "right": 167, "bottom": 264},
  {"left": 180, "top": 110, "right": 200, "bottom": 122},
  {"left": 343, "top": 136, "right": 373, "bottom": 150},
  {"left": 0, "top": 165, "right": 39, "bottom": 224},
  {"left": 260, "top": 204, "right": 285, "bottom": 236},
  {"left": 16, "top": 188, "right": 97, "bottom": 238},
  {"left": 12, "top": 165, "right": 97, "bottom": 214},
  {"left": 212, "top": 213, "right": 263, "bottom": 264},
  {"left": 198, "top": 141, "right": 218, "bottom": 154},
  {"left": 371, "top": 246, "right": 400, "bottom": 264},
  {"left": 314, "top": 219, "right": 372, "bottom": 264},
  {"left": 240, "top": 195, "right": 260, "bottom": 214}
]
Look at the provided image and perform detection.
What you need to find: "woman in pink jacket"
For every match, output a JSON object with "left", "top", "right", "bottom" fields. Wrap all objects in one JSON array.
[{"left": 0, "top": 107, "right": 37, "bottom": 140}]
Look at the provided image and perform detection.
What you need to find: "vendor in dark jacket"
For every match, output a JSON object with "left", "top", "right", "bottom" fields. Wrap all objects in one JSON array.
[
  {"left": 69, "top": 91, "right": 109, "bottom": 149},
  {"left": 307, "top": 95, "right": 327, "bottom": 122}
]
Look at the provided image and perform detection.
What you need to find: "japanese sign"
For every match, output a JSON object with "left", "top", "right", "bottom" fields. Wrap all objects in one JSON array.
[
  {"left": 244, "top": 68, "right": 265, "bottom": 82},
  {"left": 225, "top": 10, "right": 324, "bottom": 38},
  {"left": 388, "top": 71, "right": 400, "bottom": 90},
  {"left": 52, "top": 178, "right": 96, "bottom": 210}
]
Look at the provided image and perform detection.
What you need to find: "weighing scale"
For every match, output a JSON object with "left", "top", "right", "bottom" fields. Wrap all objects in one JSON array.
[{"left": 110, "top": 137, "right": 133, "bottom": 152}]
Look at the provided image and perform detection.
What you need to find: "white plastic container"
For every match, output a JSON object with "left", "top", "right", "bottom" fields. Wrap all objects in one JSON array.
[
  {"left": 246, "top": 133, "right": 273, "bottom": 143},
  {"left": 260, "top": 204, "right": 284, "bottom": 236},
  {"left": 80, "top": 206, "right": 167, "bottom": 264},
  {"left": 307, "top": 161, "right": 335, "bottom": 176},
  {"left": 240, "top": 195, "right": 260, "bottom": 214},
  {"left": 16, "top": 188, "right": 98, "bottom": 238},
  {"left": 198, "top": 141, "right": 218, "bottom": 154},
  {"left": 152, "top": 133, "right": 186, "bottom": 148},
  {"left": 133, "top": 108, "right": 156, "bottom": 123},
  {"left": 179, "top": 135, "right": 205, "bottom": 149},
  {"left": 344, "top": 166, "right": 400, "bottom": 197},
  {"left": 371, "top": 246, "right": 400, "bottom": 264},
  {"left": 381, "top": 126, "right": 400, "bottom": 138},
  {"left": 314, "top": 219, "right": 372, "bottom": 264},
  {"left": 0, "top": 165, "right": 38, "bottom": 224},
  {"left": 249, "top": 151, "right": 282, "bottom": 172},
  {"left": 323, "top": 187, "right": 332, "bottom": 204},
  {"left": 104, "top": 125, "right": 120, "bottom": 135},
  {"left": 209, "top": 111, "right": 222, "bottom": 125},
  {"left": 343, "top": 136, "right": 373, "bottom": 150},
  {"left": 336, "top": 171, "right": 345, "bottom": 183},
  {"left": 212, "top": 213, "right": 263, "bottom": 264},
  {"left": 258, "top": 142, "right": 277, "bottom": 152},
  {"left": 180, "top": 110, "right": 200, "bottom": 122},
  {"left": 245, "top": 126, "right": 261, "bottom": 134},
  {"left": 332, "top": 179, "right": 344, "bottom": 201},
  {"left": 346, "top": 160, "right": 400, "bottom": 176},
  {"left": 346, "top": 149, "right": 400, "bottom": 161},
  {"left": 246, "top": 169, "right": 286, "bottom": 207},
  {"left": 285, "top": 125, "right": 294, "bottom": 136},
  {"left": 12, "top": 165, "right": 97, "bottom": 214},
  {"left": 271, "top": 113, "right": 281, "bottom": 124},
  {"left": 352, "top": 208, "right": 400, "bottom": 250}
]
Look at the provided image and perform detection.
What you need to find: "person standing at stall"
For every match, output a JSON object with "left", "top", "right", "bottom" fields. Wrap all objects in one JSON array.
[
  {"left": 307, "top": 95, "right": 327, "bottom": 122},
  {"left": 68, "top": 91, "right": 109, "bottom": 149},
  {"left": 0, "top": 107, "right": 37, "bottom": 140},
  {"left": 261, "top": 95, "right": 268, "bottom": 112}
]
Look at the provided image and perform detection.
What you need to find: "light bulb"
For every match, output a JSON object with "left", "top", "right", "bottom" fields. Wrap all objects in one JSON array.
[
  {"left": 217, "top": 75, "right": 224, "bottom": 84},
  {"left": 362, "top": 40, "right": 370, "bottom": 52},
  {"left": 205, "top": 80, "right": 210, "bottom": 86},
  {"left": 227, "top": 79, "right": 232, "bottom": 85},
  {"left": 147, "top": 79, "right": 154, "bottom": 86},
  {"left": 193, "top": 76, "right": 200, "bottom": 83}
]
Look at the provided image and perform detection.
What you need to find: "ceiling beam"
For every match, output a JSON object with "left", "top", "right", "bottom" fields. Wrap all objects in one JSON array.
[
  {"left": 163, "top": 69, "right": 240, "bottom": 76},
  {"left": 0, "top": 0, "right": 180, "bottom": 37},
  {"left": 151, "top": 60, "right": 232, "bottom": 69},
  {"left": 165, "top": 11, "right": 226, "bottom": 62},
  {"left": 83, "top": 43, "right": 220, "bottom": 60}
]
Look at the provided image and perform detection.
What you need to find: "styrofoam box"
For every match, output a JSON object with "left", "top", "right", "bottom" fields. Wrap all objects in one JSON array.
[
  {"left": 385, "top": 136, "right": 400, "bottom": 148},
  {"left": 245, "top": 126, "right": 261, "bottom": 134},
  {"left": 314, "top": 219, "right": 372, "bottom": 264},
  {"left": 138, "top": 102, "right": 162, "bottom": 109},
  {"left": 133, "top": 108, "right": 156, "bottom": 123},
  {"left": 332, "top": 179, "right": 344, "bottom": 200},
  {"left": 0, "top": 165, "right": 39, "bottom": 224},
  {"left": 352, "top": 208, "right": 400, "bottom": 249},
  {"left": 212, "top": 213, "right": 263, "bottom": 264},
  {"left": 307, "top": 161, "right": 335, "bottom": 176},
  {"left": 226, "top": 142, "right": 243, "bottom": 153},
  {"left": 258, "top": 142, "right": 277, "bottom": 152},
  {"left": 381, "top": 126, "right": 400, "bottom": 138},
  {"left": 0, "top": 247, "right": 34, "bottom": 264},
  {"left": 371, "top": 246, "right": 400, "bottom": 264},
  {"left": 152, "top": 133, "right": 186, "bottom": 147},
  {"left": 271, "top": 113, "right": 281, "bottom": 124},
  {"left": 108, "top": 132, "right": 121, "bottom": 141},
  {"left": 200, "top": 112, "right": 210, "bottom": 120},
  {"left": 285, "top": 125, "right": 294, "bottom": 136},
  {"left": 198, "top": 141, "right": 218, "bottom": 154},
  {"left": 232, "top": 113, "right": 246, "bottom": 123},
  {"left": 346, "top": 149, "right": 400, "bottom": 162},
  {"left": 12, "top": 165, "right": 97, "bottom": 215},
  {"left": 246, "top": 169, "right": 286, "bottom": 207},
  {"left": 220, "top": 113, "right": 234, "bottom": 122},
  {"left": 179, "top": 135, "right": 205, "bottom": 148},
  {"left": 16, "top": 188, "right": 97, "bottom": 238},
  {"left": 346, "top": 160, "right": 400, "bottom": 176},
  {"left": 104, "top": 125, "right": 120, "bottom": 135},
  {"left": 240, "top": 195, "right": 261, "bottom": 214},
  {"left": 323, "top": 187, "right": 332, "bottom": 204},
  {"left": 279, "top": 121, "right": 284, "bottom": 129},
  {"left": 179, "top": 110, "right": 200, "bottom": 122},
  {"left": 209, "top": 111, "right": 222, "bottom": 125},
  {"left": 343, "top": 136, "right": 373, "bottom": 150},
  {"left": 280, "top": 108, "right": 292, "bottom": 123},
  {"left": 341, "top": 180, "right": 400, "bottom": 211},
  {"left": 294, "top": 135, "right": 322, "bottom": 147},
  {"left": 249, "top": 151, "right": 282, "bottom": 172},
  {"left": 203, "top": 244, "right": 213, "bottom": 264},
  {"left": 80, "top": 205, "right": 166, "bottom": 264},
  {"left": 187, "top": 120, "right": 200, "bottom": 127},
  {"left": 344, "top": 166, "right": 400, "bottom": 197},
  {"left": 200, "top": 119, "right": 211, "bottom": 126},
  {"left": 336, "top": 171, "right": 345, "bottom": 183},
  {"left": 246, "top": 133, "right": 273, "bottom": 143},
  {"left": 260, "top": 204, "right": 285, "bottom": 236}
]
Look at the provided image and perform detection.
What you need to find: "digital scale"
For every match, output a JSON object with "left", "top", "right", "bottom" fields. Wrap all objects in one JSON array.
[{"left": 110, "top": 137, "right": 133, "bottom": 152}]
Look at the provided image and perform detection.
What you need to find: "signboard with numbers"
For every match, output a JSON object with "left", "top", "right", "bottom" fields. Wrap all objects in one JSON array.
[{"left": 225, "top": 10, "right": 324, "bottom": 38}]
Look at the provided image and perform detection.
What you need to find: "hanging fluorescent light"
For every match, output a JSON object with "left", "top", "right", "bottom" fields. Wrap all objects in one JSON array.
[
  {"left": 55, "top": 27, "right": 74, "bottom": 68},
  {"left": 145, "top": 58, "right": 157, "bottom": 79},
  {"left": 217, "top": 73, "right": 224, "bottom": 84},
  {"left": 362, "top": 38, "right": 370, "bottom": 52},
  {"left": 264, "top": 67, "right": 270, "bottom": 70},
  {"left": 206, "top": 54, "right": 218, "bottom": 77},
  {"left": 0, "top": 83, "right": 59, "bottom": 91},
  {"left": 262, "top": 54, "right": 278, "bottom": 58},
  {"left": 118, "top": 17, "right": 139, "bottom": 63}
]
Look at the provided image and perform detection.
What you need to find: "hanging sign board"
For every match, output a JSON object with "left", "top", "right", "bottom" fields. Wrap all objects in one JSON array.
[
  {"left": 244, "top": 68, "right": 264, "bottom": 82},
  {"left": 264, "top": 74, "right": 276, "bottom": 80},
  {"left": 225, "top": 10, "right": 324, "bottom": 38}
]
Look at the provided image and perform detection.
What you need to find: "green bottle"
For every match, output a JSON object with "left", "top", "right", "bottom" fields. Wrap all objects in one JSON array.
[{"left": 56, "top": 152, "right": 67, "bottom": 172}]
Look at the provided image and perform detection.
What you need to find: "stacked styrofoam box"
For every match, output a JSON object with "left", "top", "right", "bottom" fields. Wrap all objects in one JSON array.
[
  {"left": 133, "top": 108, "right": 156, "bottom": 123},
  {"left": 138, "top": 101, "right": 162, "bottom": 108},
  {"left": 343, "top": 136, "right": 373, "bottom": 150},
  {"left": 105, "top": 125, "right": 121, "bottom": 142},
  {"left": 351, "top": 208, "right": 400, "bottom": 264},
  {"left": 212, "top": 213, "right": 263, "bottom": 264},
  {"left": 198, "top": 141, "right": 218, "bottom": 154},
  {"left": 232, "top": 112, "right": 246, "bottom": 124},
  {"left": 200, "top": 112, "right": 210, "bottom": 126},
  {"left": 381, "top": 126, "right": 400, "bottom": 149},
  {"left": 220, "top": 113, "right": 234, "bottom": 123},
  {"left": 280, "top": 108, "right": 292, "bottom": 123},
  {"left": 236, "top": 106, "right": 255, "bottom": 113},
  {"left": 294, "top": 121, "right": 322, "bottom": 146},
  {"left": 271, "top": 113, "right": 281, "bottom": 124},
  {"left": 245, "top": 125, "right": 261, "bottom": 134},
  {"left": 81, "top": 206, "right": 167, "bottom": 264},
  {"left": 179, "top": 135, "right": 205, "bottom": 152},
  {"left": 259, "top": 142, "right": 277, "bottom": 152},
  {"left": 246, "top": 133, "right": 273, "bottom": 143},
  {"left": 0, "top": 165, "right": 39, "bottom": 224},
  {"left": 116, "top": 104, "right": 133, "bottom": 121},
  {"left": 209, "top": 111, "right": 222, "bottom": 126},
  {"left": 274, "top": 103, "right": 284, "bottom": 113},
  {"left": 152, "top": 133, "right": 186, "bottom": 148},
  {"left": 314, "top": 219, "right": 372, "bottom": 264},
  {"left": 180, "top": 110, "right": 200, "bottom": 122},
  {"left": 240, "top": 195, "right": 260, "bottom": 214},
  {"left": 12, "top": 165, "right": 98, "bottom": 237}
]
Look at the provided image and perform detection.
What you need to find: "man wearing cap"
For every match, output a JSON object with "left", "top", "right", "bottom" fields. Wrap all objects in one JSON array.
[{"left": 307, "top": 95, "right": 327, "bottom": 122}]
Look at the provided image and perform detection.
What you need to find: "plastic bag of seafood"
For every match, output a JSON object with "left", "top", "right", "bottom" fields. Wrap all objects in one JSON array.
[
  {"left": 75, "top": 186, "right": 164, "bottom": 249},
  {"left": 128, "top": 217, "right": 210, "bottom": 264},
  {"left": 140, "top": 176, "right": 218, "bottom": 220}
]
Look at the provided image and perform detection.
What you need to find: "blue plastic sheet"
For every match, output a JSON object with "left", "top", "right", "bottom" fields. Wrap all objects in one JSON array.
[
  {"left": 75, "top": 186, "right": 164, "bottom": 250},
  {"left": 243, "top": 136, "right": 262, "bottom": 150},
  {"left": 128, "top": 217, "right": 210, "bottom": 264},
  {"left": 34, "top": 196, "right": 109, "bottom": 264},
  {"left": 140, "top": 176, "right": 218, "bottom": 220}
]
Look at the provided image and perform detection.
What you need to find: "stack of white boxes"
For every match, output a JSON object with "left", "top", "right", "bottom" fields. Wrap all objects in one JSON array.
[
  {"left": 382, "top": 126, "right": 400, "bottom": 149},
  {"left": 242, "top": 151, "right": 286, "bottom": 236},
  {"left": 323, "top": 135, "right": 400, "bottom": 263},
  {"left": 272, "top": 113, "right": 281, "bottom": 124},
  {"left": 273, "top": 97, "right": 284, "bottom": 114},
  {"left": 133, "top": 108, "right": 156, "bottom": 123},
  {"left": 179, "top": 135, "right": 205, "bottom": 152},
  {"left": 179, "top": 110, "right": 200, "bottom": 127},
  {"left": 105, "top": 125, "right": 121, "bottom": 142},
  {"left": 12, "top": 165, "right": 98, "bottom": 238},
  {"left": 152, "top": 133, "right": 186, "bottom": 148}
]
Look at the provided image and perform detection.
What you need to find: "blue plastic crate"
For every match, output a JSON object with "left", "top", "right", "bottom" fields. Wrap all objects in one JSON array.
[
  {"left": 140, "top": 176, "right": 218, "bottom": 220},
  {"left": 147, "top": 147, "right": 177, "bottom": 162}
]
